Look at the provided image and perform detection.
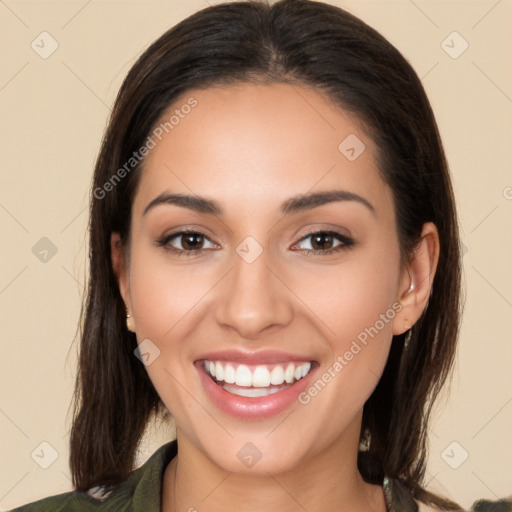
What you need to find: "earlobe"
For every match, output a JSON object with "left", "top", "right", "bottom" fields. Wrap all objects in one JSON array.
[
  {"left": 111, "top": 232, "right": 133, "bottom": 325},
  {"left": 111, "top": 232, "right": 123, "bottom": 280},
  {"left": 393, "top": 222, "right": 440, "bottom": 335}
]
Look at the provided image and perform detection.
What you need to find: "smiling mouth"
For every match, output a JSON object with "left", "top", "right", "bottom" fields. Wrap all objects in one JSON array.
[{"left": 200, "top": 359, "right": 314, "bottom": 397}]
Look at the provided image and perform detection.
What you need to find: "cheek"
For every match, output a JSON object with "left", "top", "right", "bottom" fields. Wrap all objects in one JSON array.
[
  {"left": 293, "top": 246, "right": 401, "bottom": 346},
  {"left": 127, "top": 231, "right": 401, "bottom": 418},
  {"left": 127, "top": 246, "right": 219, "bottom": 412},
  {"left": 292, "top": 244, "right": 401, "bottom": 406},
  {"left": 129, "top": 247, "right": 214, "bottom": 339},
  {"left": 127, "top": 248, "right": 206, "bottom": 418}
]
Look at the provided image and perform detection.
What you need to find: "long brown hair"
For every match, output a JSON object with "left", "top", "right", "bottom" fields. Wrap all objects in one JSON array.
[{"left": 70, "top": 1, "right": 463, "bottom": 508}]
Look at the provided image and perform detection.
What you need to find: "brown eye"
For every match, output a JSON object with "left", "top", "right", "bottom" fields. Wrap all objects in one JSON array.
[
  {"left": 155, "top": 229, "right": 218, "bottom": 256},
  {"left": 180, "top": 232, "right": 205, "bottom": 250},
  {"left": 293, "top": 230, "right": 355, "bottom": 254},
  {"left": 310, "top": 233, "right": 336, "bottom": 250}
]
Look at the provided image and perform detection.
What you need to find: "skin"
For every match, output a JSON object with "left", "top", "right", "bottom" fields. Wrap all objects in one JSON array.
[{"left": 111, "top": 83, "right": 439, "bottom": 512}]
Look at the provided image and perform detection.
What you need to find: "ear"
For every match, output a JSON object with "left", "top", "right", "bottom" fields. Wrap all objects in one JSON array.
[
  {"left": 392, "top": 222, "right": 440, "bottom": 335},
  {"left": 111, "top": 232, "right": 135, "bottom": 331}
]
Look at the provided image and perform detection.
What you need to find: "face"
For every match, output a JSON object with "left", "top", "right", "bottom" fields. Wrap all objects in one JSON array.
[{"left": 114, "top": 83, "right": 416, "bottom": 475}]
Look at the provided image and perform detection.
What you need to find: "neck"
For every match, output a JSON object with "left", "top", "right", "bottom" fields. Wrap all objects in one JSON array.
[{"left": 161, "top": 419, "right": 386, "bottom": 512}]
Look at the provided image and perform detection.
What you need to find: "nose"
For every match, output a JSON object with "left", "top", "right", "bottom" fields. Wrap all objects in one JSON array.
[{"left": 214, "top": 245, "right": 294, "bottom": 340}]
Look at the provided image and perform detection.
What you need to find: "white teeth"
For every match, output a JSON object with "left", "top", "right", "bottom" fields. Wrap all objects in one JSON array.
[
  {"left": 215, "top": 361, "right": 224, "bottom": 381},
  {"left": 252, "top": 366, "right": 270, "bottom": 387},
  {"left": 204, "top": 360, "right": 313, "bottom": 388},
  {"left": 235, "top": 365, "right": 253, "bottom": 387},
  {"left": 270, "top": 365, "right": 285, "bottom": 385},
  {"left": 224, "top": 364, "right": 236, "bottom": 384},
  {"left": 301, "top": 362, "right": 311, "bottom": 377},
  {"left": 222, "top": 383, "right": 284, "bottom": 397},
  {"left": 284, "top": 364, "right": 295, "bottom": 384}
]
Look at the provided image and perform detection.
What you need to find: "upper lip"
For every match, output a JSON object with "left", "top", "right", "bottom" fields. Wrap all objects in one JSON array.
[{"left": 195, "top": 349, "right": 315, "bottom": 366}]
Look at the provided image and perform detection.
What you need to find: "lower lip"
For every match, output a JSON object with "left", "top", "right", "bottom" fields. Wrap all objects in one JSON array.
[{"left": 195, "top": 362, "right": 317, "bottom": 419}]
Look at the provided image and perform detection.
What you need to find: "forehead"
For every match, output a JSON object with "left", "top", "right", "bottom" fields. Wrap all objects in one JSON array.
[{"left": 133, "top": 83, "right": 393, "bottom": 220}]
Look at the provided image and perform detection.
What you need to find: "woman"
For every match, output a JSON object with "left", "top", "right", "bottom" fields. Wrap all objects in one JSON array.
[{"left": 10, "top": 1, "right": 509, "bottom": 510}]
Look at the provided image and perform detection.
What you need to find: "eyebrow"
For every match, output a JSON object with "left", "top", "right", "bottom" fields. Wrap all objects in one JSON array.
[{"left": 142, "top": 189, "right": 376, "bottom": 217}]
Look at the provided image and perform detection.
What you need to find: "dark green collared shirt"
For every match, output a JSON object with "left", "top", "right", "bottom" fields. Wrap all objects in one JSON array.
[{"left": 9, "top": 440, "right": 512, "bottom": 511}]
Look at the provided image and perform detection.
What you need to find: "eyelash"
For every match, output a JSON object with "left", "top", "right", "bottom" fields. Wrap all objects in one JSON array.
[{"left": 154, "top": 228, "right": 355, "bottom": 257}]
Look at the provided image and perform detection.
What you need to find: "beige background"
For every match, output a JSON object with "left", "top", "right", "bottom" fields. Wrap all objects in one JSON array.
[{"left": 1, "top": 0, "right": 511, "bottom": 509}]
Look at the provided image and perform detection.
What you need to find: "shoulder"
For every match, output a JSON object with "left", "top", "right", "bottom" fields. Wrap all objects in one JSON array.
[
  {"left": 469, "top": 496, "right": 512, "bottom": 511},
  {"left": 417, "top": 504, "right": 440, "bottom": 512},
  {"left": 417, "top": 496, "right": 512, "bottom": 512},
  {"left": 8, "top": 440, "right": 178, "bottom": 512},
  {"left": 7, "top": 490, "right": 101, "bottom": 511},
  {"left": 384, "top": 476, "right": 512, "bottom": 512}
]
